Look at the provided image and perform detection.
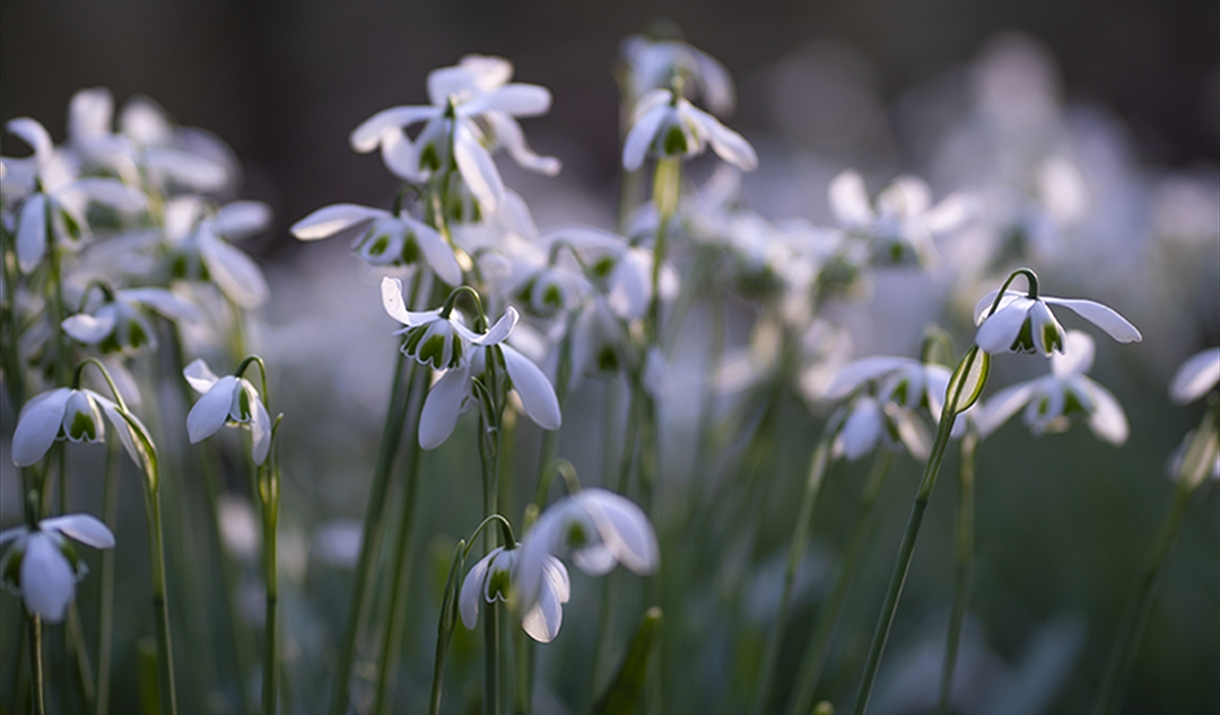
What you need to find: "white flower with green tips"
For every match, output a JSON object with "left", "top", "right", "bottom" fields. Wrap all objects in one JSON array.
[
  {"left": 622, "top": 88, "right": 757, "bottom": 171},
  {"left": 11, "top": 387, "right": 144, "bottom": 467},
  {"left": 459, "top": 545, "right": 570, "bottom": 643},
  {"left": 973, "top": 289, "right": 1141, "bottom": 357},
  {"left": 62, "top": 287, "right": 200, "bottom": 355},
  {"left": 183, "top": 358, "right": 271, "bottom": 465},
  {"left": 163, "top": 196, "right": 272, "bottom": 309},
  {"left": 1, "top": 514, "right": 115, "bottom": 623}
]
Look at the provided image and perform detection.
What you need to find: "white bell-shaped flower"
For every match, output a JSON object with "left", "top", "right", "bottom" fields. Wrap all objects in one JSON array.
[
  {"left": 622, "top": 88, "right": 757, "bottom": 172},
  {"left": 183, "top": 358, "right": 271, "bottom": 465},
  {"left": 459, "top": 545, "right": 571, "bottom": 643},
  {"left": 1169, "top": 347, "right": 1220, "bottom": 405},
  {"left": 62, "top": 287, "right": 200, "bottom": 355},
  {"left": 619, "top": 34, "right": 736, "bottom": 116},
  {"left": 974, "top": 289, "right": 1141, "bottom": 357},
  {"left": 11, "top": 387, "right": 143, "bottom": 467},
  {"left": 163, "top": 196, "right": 272, "bottom": 309},
  {"left": 0, "top": 514, "right": 115, "bottom": 623}
]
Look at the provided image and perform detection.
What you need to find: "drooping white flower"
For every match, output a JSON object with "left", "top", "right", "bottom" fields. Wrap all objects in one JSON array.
[
  {"left": 1169, "top": 347, "right": 1220, "bottom": 405},
  {"left": 619, "top": 34, "right": 736, "bottom": 116},
  {"left": 289, "top": 203, "right": 463, "bottom": 285},
  {"left": 11, "top": 387, "right": 143, "bottom": 467},
  {"left": 62, "top": 287, "right": 200, "bottom": 355},
  {"left": 975, "top": 331, "right": 1129, "bottom": 444},
  {"left": 459, "top": 545, "right": 571, "bottom": 643},
  {"left": 0, "top": 514, "right": 115, "bottom": 623},
  {"left": 622, "top": 89, "right": 757, "bottom": 172},
  {"left": 350, "top": 55, "right": 559, "bottom": 212},
  {"left": 382, "top": 277, "right": 561, "bottom": 449},
  {"left": 183, "top": 358, "right": 271, "bottom": 465},
  {"left": 973, "top": 289, "right": 1141, "bottom": 357},
  {"left": 163, "top": 196, "right": 271, "bottom": 309},
  {"left": 828, "top": 170, "right": 972, "bottom": 266},
  {"left": 515, "top": 489, "right": 658, "bottom": 614}
]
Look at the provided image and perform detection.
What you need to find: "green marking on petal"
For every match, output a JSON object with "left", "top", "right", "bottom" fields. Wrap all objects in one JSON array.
[
  {"left": 68, "top": 409, "right": 99, "bottom": 442},
  {"left": 661, "top": 124, "right": 688, "bottom": 156},
  {"left": 417, "top": 335, "right": 447, "bottom": 370},
  {"left": 1011, "top": 319, "right": 1036, "bottom": 353},
  {"left": 1042, "top": 322, "right": 1064, "bottom": 354},
  {"left": 487, "top": 568, "right": 512, "bottom": 601},
  {"left": 566, "top": 521, "right": 589, "bottom": 549},
  {"left": 402, "top": 235, "right": 420, "bottom": 264}
]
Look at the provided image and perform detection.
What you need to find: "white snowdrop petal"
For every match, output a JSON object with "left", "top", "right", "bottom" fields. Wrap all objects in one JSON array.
[
  {"left": 43, "top": 514, "right": 115, "bottom": 549},
  {"left": 686, "top": 104, "right": 757, "bottom": 171},
  {"left": 290, "top": 203, "right": 388, "bottom": 241},
  {"left": 521, "top": 558, "right": 568, "bottom": 643},
  {"left": 408, "top": 218, "right": 463, "bottom": 286},
  {"left": 142, "top": 147, "right": 228, "bottom": 191},
  {"left": 890, "top": 406, "right": 931, "bottom": 461},
  {"left": 7, "top": 117, "right": 54, "bottom": 159},
  {"left": 121, "top": 288, "right": 202, "bottom": 322},
  {"left": 183, "top": 358, "right": 221, "bottom": 394},
  {"left": 202, "top": 238, "right": 269, "bottom": 309},
  {"left": 99, "top": 399, "right": 144, "bottom": 467},
  {"left": 188, "top": 376, "right": 238, "bottom": 444},
  {"left": 1169, "top": 348, "right": 1220, "bottom": 404},
  {"left": 1084, "top": 379, "right": 1129, "bottom": 445},
  {"left": 62, "top": 313, "right": 116, "bottom": 344},
  {"left": 250, "top": 391, "right": 272, "bottom": 465},
  {"left": 585, "top": 490, "right": 658, "bottom": 575},
  {"left": 829, "top": 171, "right": 874, "bottom": 229},
  {"left": 572, "top": 544, "right": 618, "bottom": 575},
  {"left": 12, "top": 389, "right": 72, "bottom": 466},
  {"left": 975, "top": 381, "right": 1038, "bottom": 438},
  {"left": 65, "top": 178, "right": 147, "bottom": 212},
  {"left": 973, "top": 290, "right": 1026, "bottom": 325},
  {"left": 622, "top": 105, "right": 669, "bottom": 171},
  {"left": 212, "top": 201, "right": 273, "bottom": 239},
  {"left": 418, "top": 366, "right": 469, "bottom": 450},
  {"left": 975, "top": 303, "right": 1031, "bottom": 354},
  {"left": 16, "top": 193, "right": 48, "bottom": 274},
  {"left": 1051, "top": 331, "right": 1095, "bottom": 378},
  {"left": 501, "top": 345, "right": 561, "bottom": 430},
  {"left": 22, "top": 533, "right": 75, "bottom": 623},
  {"left": 349, "top": 105, "right": 440, "bottom": 153},
  {"left": 840, "top": 398, "right": 882, "bottom": 461},
  {"left": 459, "top": 84, "right": 552, "bottom": 118},
  {"left": 459, "top": 549, "right": 496, "bottom": 630},
  {"left": 379, "top": 128, "right": 425, "bottom": 182},
  {"left": 453, "top": 120, "right": 505, "bottom": 212},
  {"left": 514, "top": 520, "right": 557, "bottom": 611},
  {"left": 484, "top": 113, "right": 561, "bottom": 175},
  {"left": 476, "top": 308, "right": 520, "bottom": 347},
  {"left": 69, "top": 88, "right": 114, "bottom": 141},
  {"left": 825, "top": 356, "right": 914, "bottom": 400},
  {"left": 1045, "top": 297, "right": 1142, "bottom": 344}
]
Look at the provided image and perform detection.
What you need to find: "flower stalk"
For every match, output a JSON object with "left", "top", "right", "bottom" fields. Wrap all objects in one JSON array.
[{"left": 937, "top": 425, "right": 978, "bottom": 715}]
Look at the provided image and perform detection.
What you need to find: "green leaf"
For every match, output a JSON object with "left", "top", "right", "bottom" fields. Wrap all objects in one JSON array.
[
  {"left": 137, "top": 637, "right": 161, "bottom": 715},
  {"left": 595, "top": 607, "right": 663, "bottom": 715}
]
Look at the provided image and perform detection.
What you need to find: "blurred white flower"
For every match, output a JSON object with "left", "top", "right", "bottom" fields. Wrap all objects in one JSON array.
[
  {"left": 515, "top": 489, "right": 658, "bottom": 614},
  {"left": 973, "top": 289, "right": 1140, "bottom": 356},
  {"left": 459, "top": 545, "right": 571, "bottom": 643},
  {"left": 1169, "top": 347, "right": 1220, "bottom": 405},
  {"left": 976, "top": 331, "right": 1128, "bottom": 444},
  {"left": 0, "top": 514, "right": 115, "bottom": 623},
  {"left": 622, "top": 89, "right": 757, "bottom": 171},
  {"left": 350, "top": 55, "right": 559, "bottom": 211},
  {"left": 62, "top": 287, "right": 200, "bottom": 355},
  {"left": 11, "top": 387, "right": 143, "bottom": 467},
  {"left": 183, "top": 358, "right": 271, "bottom": 465},
  {"left": 619, "top": 34, "right": 735, "bottom": 116},
  {"left": 164, "top": 196, "right": 272, "bottom": 309},
  {"left": 290, "top": 203, "right": 462, "bottom": 285}
]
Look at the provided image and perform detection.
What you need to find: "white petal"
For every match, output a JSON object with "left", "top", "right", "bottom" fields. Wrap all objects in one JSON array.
[
  {"left": 521, "top": 558, "right": 569, "bottom": 643},
  {"left": 975, "top": 301, "right": 1033, "bottom": 354},
  {"left": 501, "top": 345, "right": 561, "bottom": 430},
  {"left": 1169, "top": 348, "right": 1220, "bottom": 404},
  {"left": 875, "top": 176, "right": 931, "bottom": 219},
  {"left": 350, "top": 106, "right": 440, "bottom": 153},
  {"left": 418, "top": 366, "right": 470, "bottom": 450},
  {"left": 1029, "top": 301, "right": 1066, "bottom": 356},
  {"left": 379, "top": 127, "right": 427, "bottom": 182},
  {"left": 514, "top": 517, "right": 560, "bottom": 610},
  {"left": 7, "top": 118, "right": 54, "bottom": 159},
  {"left": 1043, "top": 297, "right": 1142, "bottom": 344},
  {"left": 584, "top": 490, "right": 658, "bottom": 575},
  {"left": 98, "top": 398, "right": 144, "bottom": 467},
  {"left": 62, "top": 313, "right": 116, "bottom": 344},
  {"left": 840, "top": 397, "right": 882, "bottom": 461},
  {"left": 829, "top": 171, "right": 874, "bottom": 229},
  {"left": 1051, "top": 331, "right": 1095, "bottom": 378},
  {"left": 212, "top": 201, "right": 273, "bottom": 239},
  {"left": 973, "top": 290, "right": 1026, "bottom": 325},
  {"left": 290, "top": 204, "right": 388, "bottom": 240},
  {"left": 183, "top": 358, "right": 222, "bottom": 394},
  {"left": 483, "top": 113, "right": 561, "bottom": 175},
  {"left": 120, "top": 288, "right": 201, "bottom": 322},
  {"left": 572, "top": 543, "right": 618, "bottom": 575},
  {"left": 825, "top": 356, "right": 914, "bottom": 400},
  {"left": 453, "top": 120, "right": 505, "bottom": 212},
  {"left": 1084, "top": 379, "right": 1129, "bottom": 445},
  {"left": 42, "top": 514, "right": 115, "bottom": 549},
  {"left": 12, "top": 389, "right": 72, "bottom": 466},
  {"left": 693, "top": 48, "right": 736, "bottom": 115},
  {"left": 888, "top": 406, "right": 931, "bottom": 461},
  {"left": 459, "top": 549, "right": 497, "bottom": 630},
  {"left": 686, "top": 104, "right": 757, "bottom": 171},
  {"left": 61, "top": 178, "right": 147, "bottom": 212},
  {"left": 474, "top": 307, "right": 520, "bottom": 346},
  {"left": 459, "top": 84, "right": 552, "bottom": 118},
  {"left": 188, "top": 376, "right": 238, "bottom": 444},
  {"left": 250, "top": 388, "right": 272, "bottom": 465},
  {"left": 404, "top": 216, "right": 463, "bottom": 286},
  {"left": 22, "top": 533, "right": 75, "bottom": 623},
  {"left": 202, "top": 238, "right": 269, "bottom": 309},
  {"left": 69, "top": 88, "right": 114, "bottom": 141},
  {"left": 0, "top": 527, "right": 27, "bottom": 546},
  {"left": 622, "top": 104, "right": 669, "bottom": 171},
  {"left": 142, "top": 148, "right": 228, "bottom": 191},
  {"left": 975, "top": 381, "right": 1039, "bottom": 438},
  {"left": 16, "top": 193, "right": 48, "bottom": 274}
]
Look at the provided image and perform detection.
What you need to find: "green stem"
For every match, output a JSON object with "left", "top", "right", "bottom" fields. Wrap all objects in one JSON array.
[
  {"left": 95, "top": 440, "right": 120, "bottom": 715},
  {"left": 788, "top": 449, "right": 895, "bottom": 715},
  {"left": 28, "top": 613, "right": 44, "bottom": 715},
  {"left": 937, "top": 427, "right": 977, "bottom": 715},
  {"left": 752, "top": 436, "right": 833, "bottom": 715},
  {"left": 260, "top": 443, "right": 281, "bottom": 715},
  {"left": 144, "top": 483, "right": 179, "bottom": 715},
  {"left": 428, "top": 540, "right": 468, "bottom": 715},
  {"left": 0, "top": 223, "right": 25, "bottom": 407},
  {"left": 327, "top": 349, "right": 415, "bottom": 715}
]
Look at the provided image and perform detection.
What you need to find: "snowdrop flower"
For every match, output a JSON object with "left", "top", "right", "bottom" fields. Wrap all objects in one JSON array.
[
  {"left": 976, "top": 331, "right": 1128, "bottom": 444},
  {"left": 622, "top": 88, "right": 757, "bottom": 172},
  {"left": 164, "top": 196, "right": 271, "bottom": 309},
  {"left": 828, "top": 170, "right": 972, "bottom": 266},
  {"left": 62, "top": 287, "right": 200, "bottom": 355},
  {"left": 11, "top": 387, "right": 143, "bottom": 467},
  {"left": 515, "top": 489, "right": 658, "bottom": 614},
  {"left": 829, "top": 395, "right": 931, "bottom": 462},
  {"left": 382, "top": 277, "right": 561, "bottom": 449},
  {"left": 459, "top": 545, "right": 571, "bottom": 643},
  {"left": 1, "top": 514, "right": 115, "bottom": 622},
  {"left": 3, "top": 117, "right": 147, "bottom": 273},
  {"left": 289, "top": 203, "right": 462, "bottom": 285},
  {"left": 116, "top": 94, "right": 236, "bottom": 194},
  {"left": 350, "top": 55, "right": 559, "bottom": 212},
  {"left": 973, "top": 287, "right": 1141, "bottom": 357},
  {"left": 1169, "top": 347, "right": 1220, "bottom": 405},
  {"left": 183, "top": 358, "right": 271, "bottom": 465},
  {"left": 619, "top": 33, "right": 736, "bottom": 116},
  {"left": 553, "top": 227, "right": 678, "bottom": 321}
]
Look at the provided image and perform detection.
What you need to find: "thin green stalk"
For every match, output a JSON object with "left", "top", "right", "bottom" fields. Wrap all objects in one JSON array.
[
  {"left": 260, "top": 426, "right": 282, "bottom": 715},
  {"left": 96, "top": 440, "right": 120, "bottom": 715},
  {"left": 67, "top": 603, "right": 95, "bottom": 711},
  {"left": 752, "top": 436, "right": 833, "bottom": 715},
  {"left": 327, "top": 350, "right": 414, "bottom": 715},
  {"left": 534, "top": 310, "right": 578, "bottom": 508},
  {"left": 429, "top": 540, "right": 468, "bottom": 715},
  {"left": 788, "top": 449, "right": 895, "bottom": 715},
  {"left": 143, "top": 483, "right": 179, "bottom": 715},
  {"left": 937, "top": 427, "right": 977, "bottom": 715},
  {"left": 28, "top": 613, "right": 44, "bottom": 715},
  {"left": 0, "top": 223, "right": 25, "bottom": 407}
]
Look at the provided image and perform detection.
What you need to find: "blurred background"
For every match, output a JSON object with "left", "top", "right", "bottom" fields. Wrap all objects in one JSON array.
[{"left": 2, "top": 1, "right": 1218, "bottom": 714}]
